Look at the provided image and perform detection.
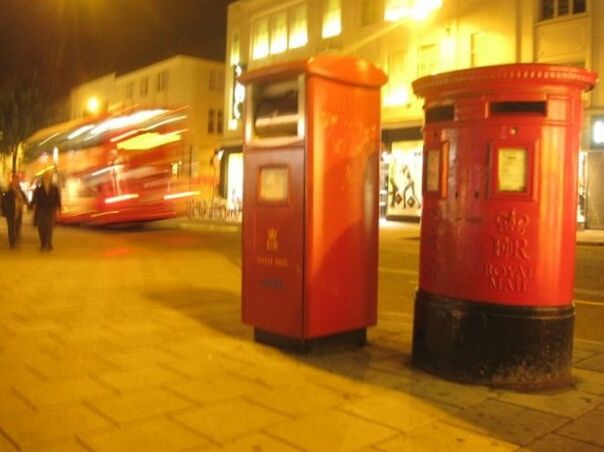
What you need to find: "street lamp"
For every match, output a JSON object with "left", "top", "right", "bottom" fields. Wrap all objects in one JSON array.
[{"left": 86, "top": 96, "right": 101, "bottom": 115}]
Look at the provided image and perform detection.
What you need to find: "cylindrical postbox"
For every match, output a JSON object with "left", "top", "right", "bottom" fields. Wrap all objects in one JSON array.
[
  {"left": 411, "top": 64, "right": 597, "bottom": 389},
  {"left": 240, "top": 56, "right": 387, "bottom": 350}
]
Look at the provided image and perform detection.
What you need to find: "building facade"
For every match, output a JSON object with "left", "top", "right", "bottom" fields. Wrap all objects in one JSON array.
[
  {"left": 223, "top": 0, "right": 604, "bottom": 228},
  {"left": 69, "top": 55, "right": 225, "bottom": 201}
]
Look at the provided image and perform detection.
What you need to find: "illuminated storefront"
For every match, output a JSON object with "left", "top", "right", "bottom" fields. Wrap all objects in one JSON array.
[
  {"left": 382, "top": 127, "right": 423, "bottom": 221},
  {"left": 586, "top": 116, "right": 604, "bottom": 230}
]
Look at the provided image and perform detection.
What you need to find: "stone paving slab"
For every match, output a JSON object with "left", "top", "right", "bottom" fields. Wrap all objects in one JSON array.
[
  {"left": 556, "top": 410, "right": 604, "bottom": 448},
  {"left": 79, "top": 418, "right": 209, "bottom": 452},
  {"left": 372, "top": 421, "right": 518, "bottom": 451}
]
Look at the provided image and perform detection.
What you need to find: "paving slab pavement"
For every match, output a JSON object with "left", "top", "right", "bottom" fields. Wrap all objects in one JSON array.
[{"left": 0, "top": 221, "right": 603, "bottom": 451}]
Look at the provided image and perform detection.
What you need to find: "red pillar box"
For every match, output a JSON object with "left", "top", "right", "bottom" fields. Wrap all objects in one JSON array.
[
  {"left": 411, "top": 64, "right": 596, "bottom": 389},
  {"left": 240, "top": 56, "right": 386, "bottom": 351}
]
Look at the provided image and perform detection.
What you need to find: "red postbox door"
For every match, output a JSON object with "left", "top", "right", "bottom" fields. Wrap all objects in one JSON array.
[{"left": 242, "top": 146, "right": 305, "bottom": 338}]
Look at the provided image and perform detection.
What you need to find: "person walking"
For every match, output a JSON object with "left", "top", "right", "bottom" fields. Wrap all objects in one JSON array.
[
  {"left": 31, "top": 171, "right": 61, "bottom": 251},
  {"left": 2, "top": 173, "right": 29, "bottom": 248}
]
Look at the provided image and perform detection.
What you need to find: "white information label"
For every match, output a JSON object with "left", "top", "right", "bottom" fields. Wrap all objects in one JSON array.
[
  {"left": 426, "top": 149, "right": 441, "bottom": 192},
  {"left": 498, "top": 148, "right": 527, "bottom": 192},
  {"left": 259, "top": 167, "right": 288, "bottom": 202}
]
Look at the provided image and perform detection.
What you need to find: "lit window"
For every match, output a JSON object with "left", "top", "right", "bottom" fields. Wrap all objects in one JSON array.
[
  {"left": 322, "top": 0, "right": 342, "bottom": 38},
  {"left": 289, "top": 4, "right": 308, "bottom": 49},
  {"left": 252, "top": 17, "right": 270, "bottom": 60},
  {"left": 385, "top": 0, "right": 411, "bottom": 21},
  {"left": 591, "top": 118, "right": 604, "bottom": 147},
  {"left": 540, "top": 0, "right": 586, "bottom": 20},
  {"left": 385, "top": 51, "right": 410, "bottom": 107},
  {"left": 271, "top": 12, "right": 288, "bottom": 54},
  {"left": 385, "top": 0, "right": 442, "bottom": 22},
  {"left": 230, "top": 31, "right": 241, "bottom": 65}
]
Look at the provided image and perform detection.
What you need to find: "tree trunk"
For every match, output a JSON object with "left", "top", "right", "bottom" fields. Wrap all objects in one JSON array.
[{"left": 11, "top": 145, "right": 17, "bottom": 174}]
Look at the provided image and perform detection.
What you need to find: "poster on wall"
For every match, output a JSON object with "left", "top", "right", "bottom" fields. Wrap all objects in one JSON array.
[{"left": 387, "top": 142, "right": 423, "bottom": 219}]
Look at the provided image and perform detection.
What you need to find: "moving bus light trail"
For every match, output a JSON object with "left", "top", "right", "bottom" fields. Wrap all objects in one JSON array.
[
  {"left": 163, "top": 191, "right": 200, "bottom": 200},
  {"left": 105, "top": 193, "right": 139, "bottom": 204},
  {"left": 23, "top": 107, "right": 191, "bottom": 226}
]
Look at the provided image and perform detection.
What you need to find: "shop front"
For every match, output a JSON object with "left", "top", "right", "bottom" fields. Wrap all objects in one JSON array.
[
  {"left": 586, "top": 115, "right": 604, "bottom": 230},
  {"left": 381, "top": 126, "right": 423, "bottom": 222},
  {"left": 215, "top": 145, "right": 244, "bottom": 220}
]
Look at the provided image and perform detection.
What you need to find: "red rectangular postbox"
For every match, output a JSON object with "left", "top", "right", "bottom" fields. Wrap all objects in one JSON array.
[{"left": 240, "top": 56, "right": 386, "bottom": 349}]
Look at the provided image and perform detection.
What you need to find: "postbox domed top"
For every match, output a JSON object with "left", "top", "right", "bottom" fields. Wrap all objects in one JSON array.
[
  {"left": 412, "top": 63, "right": 597, "bottom": 99},
  {"left": 239, "top": 55, "right": 387, "bottom": 89}
]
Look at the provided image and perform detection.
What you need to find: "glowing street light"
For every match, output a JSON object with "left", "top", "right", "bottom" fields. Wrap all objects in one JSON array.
[{"left": 86, "top": 96, "right": 101, "bottom": 115}]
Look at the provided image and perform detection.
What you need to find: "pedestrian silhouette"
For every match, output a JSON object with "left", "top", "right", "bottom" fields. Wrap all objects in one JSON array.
[
  {"left": 2, "top": 173, "right": 29, "bottom": 248},
  {"left": 30, "top": 172, "right": 61, "bottom": 251}
]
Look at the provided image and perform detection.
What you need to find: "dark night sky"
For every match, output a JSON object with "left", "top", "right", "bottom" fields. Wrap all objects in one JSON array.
[{"left": 0, "top": 0, "right": 233, "bottom": 101}]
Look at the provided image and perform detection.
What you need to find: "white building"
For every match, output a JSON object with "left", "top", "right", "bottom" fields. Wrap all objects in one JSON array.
[
  {"left": 222, "top": 0, "right": 604, "bottom": 228},
  {"left": 69, "top": 55, "right": 225, "bottom": 200}
]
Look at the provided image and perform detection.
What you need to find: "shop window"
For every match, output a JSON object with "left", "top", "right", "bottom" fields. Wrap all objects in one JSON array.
[
  {"left": 322, "top": 0, "right": 342, "bottom": 38},
  {"left": 540, "top": 0, "right": 586, "bottom": 20}
]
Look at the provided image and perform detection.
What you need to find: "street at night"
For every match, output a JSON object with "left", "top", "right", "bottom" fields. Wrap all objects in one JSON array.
[
  {"left": 0, "top": 219, "right": 603, "bottom": 450},
  {"left": 2, "top": 0, "right": 604, "bottom": 450}
]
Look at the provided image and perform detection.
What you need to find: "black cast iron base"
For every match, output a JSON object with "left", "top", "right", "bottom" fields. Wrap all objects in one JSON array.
[
  {"left": 254, "top": 328, "right": 367, "bottom": 353},
  {"left": 412, "top": 290, "right": 575, "bottom": 391}
]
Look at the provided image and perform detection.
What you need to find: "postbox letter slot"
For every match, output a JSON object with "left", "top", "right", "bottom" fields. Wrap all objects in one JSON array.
[
  {"left": 253, "top": 79, "right": 300, "bottom": 138},
  {"left": 425, "top": 105, "right": 455, "bottom": 123},
  {"left": 489, "top": 101, "right": 546, "bottom": 116}
]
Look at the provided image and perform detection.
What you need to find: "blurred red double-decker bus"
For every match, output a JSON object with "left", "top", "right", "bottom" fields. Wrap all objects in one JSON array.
[{"left": 24, "top": 108, "right": 195, "bottom": 225}]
